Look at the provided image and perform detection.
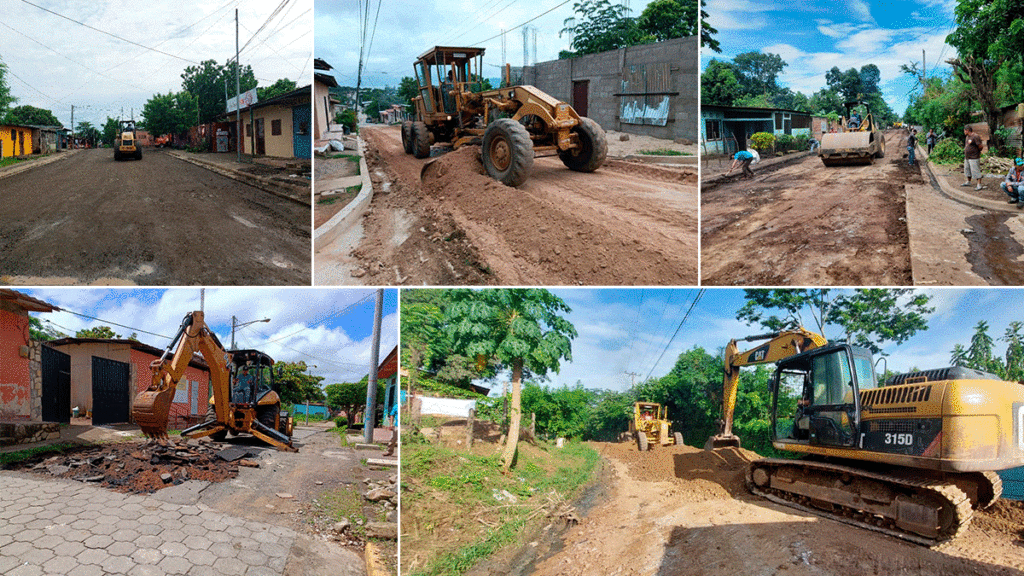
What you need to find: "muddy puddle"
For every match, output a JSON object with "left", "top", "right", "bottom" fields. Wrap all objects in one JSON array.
[{"left": 963, "top": 213, "right": 1024, "bottom": 284}]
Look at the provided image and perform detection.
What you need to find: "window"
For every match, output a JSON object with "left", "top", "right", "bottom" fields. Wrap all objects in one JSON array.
[
  {"left": 811, "top": 351, "right": 853, "bottom": 406},
  {"left": 271, "top": 119, "right": 282, "bottom": 136},
  {"left": 10, "top": 129, "right": 14, "bottom": 140},
  {"left": 246, "top": 124, "right": 252, "bottom": 137},
  {"left": 706, "top": 119, "right": 721, "bottom": 140}
]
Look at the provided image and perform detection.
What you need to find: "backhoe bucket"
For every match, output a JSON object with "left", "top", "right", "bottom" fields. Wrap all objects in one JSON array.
[
  {"left": 132, "top": 388, "right": 175, "bottom": 439},
  {"left": 705, "top": 434, "right": 741, "bottom": 451}
]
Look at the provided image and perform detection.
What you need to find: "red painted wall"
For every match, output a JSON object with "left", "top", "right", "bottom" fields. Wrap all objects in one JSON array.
[
  {"left": 129, "top": 349, "right": 210, "bottom": 426},
  {"left": 0, "top": 308, "right": 32, "bottom": 418}
]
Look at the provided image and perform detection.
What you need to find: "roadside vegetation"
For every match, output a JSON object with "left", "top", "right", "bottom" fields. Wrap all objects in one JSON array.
[{"left": 0, "top": 442, "right": 81, "bottom": 466}]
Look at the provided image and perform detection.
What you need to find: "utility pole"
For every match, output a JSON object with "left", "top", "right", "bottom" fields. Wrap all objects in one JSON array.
[
  {"left": 235, "top": 8, "right": 241, "bottom": 162},
  {"left": 625, "top": 371, "right": 641, "bottom": 393},
  {"left": 363, "top": 289, "right": 384, "bottom": 444},
  {"left": 305, "top": 364, "right": 317, "bottom": 425},
  {"left": 230, "top": 315, "right": 269, "bottom": 349},
  {"left": 70, "top": 105, "right": 74, "bottom": 149}
]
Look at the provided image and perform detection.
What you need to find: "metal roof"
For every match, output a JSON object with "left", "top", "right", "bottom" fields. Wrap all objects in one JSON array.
[{"left": 0, "top": 289, "right": 58, "bottom": 313}]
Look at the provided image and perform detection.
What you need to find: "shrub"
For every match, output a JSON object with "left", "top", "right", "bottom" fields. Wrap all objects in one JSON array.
[
  {"left": 335, "top": 415, "right": 348, "bottom": 428},
  {"left": 794, "top": 134, "right": 809, "bottom": 150},
  {"left": 336, "top": 109, "right": 357, "bottom": 134},
  {"left": 929, "top": 137, "right": 964, "bottom": 164},
  {"left": 750, "top": 132, "right": 776, "bottom": 152},
  {"left": 776, "top": 133, "right": 794, "bottom": 146}
]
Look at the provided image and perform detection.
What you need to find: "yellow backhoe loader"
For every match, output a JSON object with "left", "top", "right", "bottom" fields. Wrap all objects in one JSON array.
[
  {"left": 402, "top": 46, "right": 607, "bottom": 187},
  {"left": 818, "top": 101, "right": 885, "bottom": 166},
  {"left": 132, "top": 311, "right": 295, "bottom": 451},
  {"left": 629, "top": 401, "right": 683, "bottom": 451},
  {"left": 114, "top": 119, "right": 142, "bottom": 161},
  {"left": 706, "top": 328, "right": 1024, "bottom": 545}
]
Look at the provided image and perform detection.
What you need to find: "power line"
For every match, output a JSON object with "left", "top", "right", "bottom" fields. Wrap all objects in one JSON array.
[
  {"left": 468, "top": 0, "right": 573, "bottom": 47},
  {"left": 18, "top": 0, "right": 199, "bottom": 65},
  {"left": 239, "top": 0, "right": 291, "bottom": 55},
  {"left": 645, "top": 289, "right": 706, "bottom": 382},
  {"left": 59, "top": 309, "right": 173, "bottom": 340}
]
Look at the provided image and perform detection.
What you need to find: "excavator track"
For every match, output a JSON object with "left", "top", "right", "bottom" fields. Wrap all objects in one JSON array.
[{"left": 747, "top": 458, "right": 973, "bottom": 547}]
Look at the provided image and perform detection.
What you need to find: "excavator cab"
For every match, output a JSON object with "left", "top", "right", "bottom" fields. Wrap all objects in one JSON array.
[
  {"left": 771, "top": 343, "right": 876, "bottom": 448},
  {"left": 229, "top": 350, "right": 275, "bottom": 406}
]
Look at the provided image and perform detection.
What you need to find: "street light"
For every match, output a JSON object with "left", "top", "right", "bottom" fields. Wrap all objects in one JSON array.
[{"left": 230, "top": 315, "right": 270, "bottom": 349}]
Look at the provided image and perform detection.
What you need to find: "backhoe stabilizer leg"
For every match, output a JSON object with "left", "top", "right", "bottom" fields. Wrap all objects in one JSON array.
[
  {"left": 249, "top": 419, "right": 297, "bottom": 452},
  {"left": 180, "top": 420, "right": 226, "bottom": 439}
]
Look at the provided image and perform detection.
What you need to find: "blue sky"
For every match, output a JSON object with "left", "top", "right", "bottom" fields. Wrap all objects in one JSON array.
[
  {"left": 19, "top": 288, "right": 397, "bottom": 386},
  {"left": 316, "top": 0, "right": 663, "bottom": 89},
  {"left": 497, "top": 288, "right": 1024, "bottom": 393},
  {"left": 703, "top": 0, "right": 960, "bottom": 115}
]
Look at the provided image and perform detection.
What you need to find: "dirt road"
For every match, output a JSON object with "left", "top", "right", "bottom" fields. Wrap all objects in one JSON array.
[
  {"left": 490, "top": 442, "right": 1024, "bottom": 576},
  {"left": 701, "top": 131, "right": 912, "bottom": 285},
  {"left": 315, "top": 125, "right": 697, "bottom": 285},
  {"left": 0, "top": 149, "right": 310, "bottom": 285}
]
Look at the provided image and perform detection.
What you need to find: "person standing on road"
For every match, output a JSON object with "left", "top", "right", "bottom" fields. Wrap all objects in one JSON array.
[
  {"left": 729, "top": 149, "right": 756, "bottom": 179},
  {"left": 962, "top": 125, "right": 984, "bottom": 190},
  {"left": 907, "top": 130, "right": 917, "bottom": 166},
  {"left": 1002, "top": 158, "right": 1024, "bottom": 208},
  {"left": 926, "top": 129, "right": 937, "bottom": 155}
]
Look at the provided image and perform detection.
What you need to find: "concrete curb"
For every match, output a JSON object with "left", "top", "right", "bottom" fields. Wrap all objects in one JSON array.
[
  {"left": 701, "top": 150, "right": 813, "bottom": 191},
  {"left": 621, "top": 153, "right": 697, "bottom": 165},
  {"left": 167, "top": 151, "right": 311, "bottom": 207},
  {"left": 0, "top": 149, "right": 81, "bottom": 180},
  {"left": 313, "top": 136, "right": 373, "bottom": 243},
  {"left": 918, "top": 149, "right": 1021, "bottom": 213}
]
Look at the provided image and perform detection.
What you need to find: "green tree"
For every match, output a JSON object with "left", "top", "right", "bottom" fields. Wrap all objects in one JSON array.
[
  {"left": 29, "top": 317, "right": 64, "bottom": 341},
  {"left": 398, "top": 76, "right": 419, "bottom": 108},
  {"left": 324, "top": 378, "right": 383, "bottom": 421},
  {"left": 75, "top": 326, "right": 120, "bottom": 339},
  {"left": 808, "top": 88, "right": 844, "bottom": 116},
  {"left": 733, "top": 51, "right": 787, "bottom": 97},
  {"left": 4, "top": 105, "right": 60, "bottom": 127},
  {"left": 636, "top": 0, "right": 696, "bottom": 41},
  {"left": 445, "top": 289, "right": 577, "bottom": 471},
  {"left": 181, "top": 59, "right": 257, "bottom": 124},
  {"left": 946, "top": 0, "right": 1023, "bottom": 144},
  {"left": 559, "top": 0, "right": 652, "bottom": 58},
  {"left": 101, "top": 117, "right": 120, "bottom": 147},
  {"left": 1003, "top": 321, "right": 1024, "bottom": 381},
  {"left": 700, "top": 0, "right": 720, "bottom": 53},
  {"left": 737, "top": 289, "right": 933, "bottom": 355},
  {"left": 825, "top": 66, "right": 862, "bottom": 103},
  {"left": 0, "top": 59, "right": 15, "bottom": 119},
  {"left": 75, "top": 121, "right": 100, "bottom": 147},
  {"left": 586, "top": 389, "right": 635, "bottom": 441},
  {"left": 274, "top": 361, "right": 325, "bottom": 406},
  {"left": 142, "top": 91, "right": 196, "bottom": 137},
  {"left": 257, "top": 78, "right": 297, "bottom": 101},
  {"left": 701, "top": 60, "right": 742, "bottom": 106}
]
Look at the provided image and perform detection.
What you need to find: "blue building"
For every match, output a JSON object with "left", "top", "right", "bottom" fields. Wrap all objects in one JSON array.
[{"left": 702, "top": 104, "right": 827, "bottom": 156}]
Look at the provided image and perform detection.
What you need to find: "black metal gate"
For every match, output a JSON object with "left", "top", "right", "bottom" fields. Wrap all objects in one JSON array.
[
  {"left": 41, "top": 345, "right": 71, "bottom": 423},
  {"left": 91, "top": 356, "right": 130, "bottom": 425}
]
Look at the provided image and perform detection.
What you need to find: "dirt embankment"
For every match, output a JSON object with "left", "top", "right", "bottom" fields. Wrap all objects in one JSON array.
[
  {"left": 701, "top": 130, "right": 914, "bottom": 286},
  {"left": 319, "top": 125, "right": 697, "bottom": 285},
  {"left": 485, "top": 442, "right": 1024, "bottom": 576}
]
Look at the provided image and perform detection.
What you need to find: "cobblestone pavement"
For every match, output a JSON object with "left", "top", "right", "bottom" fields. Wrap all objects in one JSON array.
[{"left": 0, "top": 471, "right": 296, "bottom": 576}]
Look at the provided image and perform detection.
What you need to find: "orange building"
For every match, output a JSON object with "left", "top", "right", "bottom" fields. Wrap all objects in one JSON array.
[{"left": 0, "top": 290, "right": 58, "bottom": 420}]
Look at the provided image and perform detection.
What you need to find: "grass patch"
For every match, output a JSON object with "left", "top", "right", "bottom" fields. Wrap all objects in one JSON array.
[
  {"left": 403, "top": 440, "right": 600, "bottom": 576},
  {"left": 317, "top": 184, "right": 361, "bottom": 205},
  {"left": 0, "top": 157, "right": 32, "bottom": 168},
  {"left": 327, "top": 153, "right": 360, "bottom": 162},
  {"left": 0, "top": 442, "right": 81, "bottom": 466},
  {"left": 637, "top": 148, "right": 690, "bottom": 156},
  {"left": 321, "top": 486, "right": 371, "bottom": 539}
]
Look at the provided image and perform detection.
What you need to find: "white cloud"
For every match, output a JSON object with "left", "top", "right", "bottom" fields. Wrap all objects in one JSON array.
[{"left": 848, "top": 0, "right": 873, "bottom": 22}]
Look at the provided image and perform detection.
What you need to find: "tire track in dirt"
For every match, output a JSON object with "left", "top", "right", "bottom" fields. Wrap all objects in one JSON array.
[
  {"left": 333, "top": 125, "right": 697, "bottom": 285},
  {"left": 701, "top": 131, "right": 913, "bottom": 286}
]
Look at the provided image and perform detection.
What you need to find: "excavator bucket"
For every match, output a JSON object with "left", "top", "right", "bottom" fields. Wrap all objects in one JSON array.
[
  {"left": 705, "top": 433, "right": 742, "bottom": 451},
  {"left": 132, "top": 387, "right": 175, "bottom": 439}
]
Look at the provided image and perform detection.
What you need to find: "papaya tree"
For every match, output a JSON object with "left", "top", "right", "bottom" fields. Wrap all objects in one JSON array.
[{"left": 445, "top": 289, "right": 577, "bottom": 472}]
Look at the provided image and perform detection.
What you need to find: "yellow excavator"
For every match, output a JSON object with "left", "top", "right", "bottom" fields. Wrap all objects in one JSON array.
[
  {"left": 818, "top": 101, "right": 885, "bottom": 166},
  {"left": 132, "top": 311, "right": 295, "bottom": 451},
  {"left": 706, "top": 328, "right": 1024, "bottom": 545}
]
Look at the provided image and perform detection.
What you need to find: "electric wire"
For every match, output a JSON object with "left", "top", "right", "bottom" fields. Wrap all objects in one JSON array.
[{"left": 644, "top": 289, "right": 706, "bottom": 382}]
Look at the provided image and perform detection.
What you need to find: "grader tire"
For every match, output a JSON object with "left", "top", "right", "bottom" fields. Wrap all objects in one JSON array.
[
  {"left": 637, "top": 431, "right": 649, "bottom": 451},
  {"left": 206, "top": 404, "right": 227, "bottom": 442},
  {"left": 674, "top": 432, "right": 683, "bottom": 446},
  {"left": 136, "top": 148, "right": 142, "bottom": 160},
  {"left": 411, "top": 121, "right": 431, "bottom": 159},
  {"left": 482, "top": 118, "right": 534, "bottom": 187},
  {"left": 401, "top": 121, "right": 414, "bottom": 154},
  {"left": 559, "top": 116, "right": 607, "bottom": 172}
]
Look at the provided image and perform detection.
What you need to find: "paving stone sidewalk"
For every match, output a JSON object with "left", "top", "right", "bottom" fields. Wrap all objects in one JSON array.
[{"left": 0, "top": 472, "right": 295, "bottom": 576}]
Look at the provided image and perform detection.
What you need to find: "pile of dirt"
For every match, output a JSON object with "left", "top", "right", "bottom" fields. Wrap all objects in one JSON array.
[
  {"left": 10, "top": 439, "right": 249, "bottom": 493},
  {"left": 603, "top": 442, "right": 757, "bottom": 500},
  {"left": 420, "top": 147, "right": 697, "bottom": 285},
  {"left": 601, "top": 159, "right": 697, "bottom": 185}
]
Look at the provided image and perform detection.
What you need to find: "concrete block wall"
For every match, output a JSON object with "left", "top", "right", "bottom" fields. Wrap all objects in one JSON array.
[
  {"left": 29, "top": 341, "right": 41, "bottom": 421},
  {"left": 523, "top": 37, "right": 697, "bottom": 141}
]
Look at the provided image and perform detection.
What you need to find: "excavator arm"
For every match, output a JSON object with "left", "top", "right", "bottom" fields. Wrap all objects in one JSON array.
[
  {"left": 705, "top": 328, "right": 828, "bottom": 450},
  {"left": 132, "top": 311, "right": 231, "bottom": 440}
]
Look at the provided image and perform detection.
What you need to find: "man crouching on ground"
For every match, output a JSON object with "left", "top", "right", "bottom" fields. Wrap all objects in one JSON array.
[
  {"left": 1002, "top": 157, "right": 1024, "bottom": 209},
  {"left": 730, "top": 149, "right": 758, "bottom": 179}
]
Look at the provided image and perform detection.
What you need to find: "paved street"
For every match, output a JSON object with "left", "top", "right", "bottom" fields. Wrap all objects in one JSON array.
[
  {"left": 0, "top": 149, "right": 310, "bottom": 285},
  {"left": 0, "top": 471, "right": 296, "bottom": 576}
]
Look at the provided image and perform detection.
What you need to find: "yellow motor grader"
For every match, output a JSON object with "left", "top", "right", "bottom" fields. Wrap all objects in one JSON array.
[
  {"left": 629, "top": 402, "right": 683, "bottom": 451},
  {"left": 114, "top": 119, "right": 142, "bottom": 161},
  {"left": 402, "top": 46, "right": 607, "bottom": 187}
]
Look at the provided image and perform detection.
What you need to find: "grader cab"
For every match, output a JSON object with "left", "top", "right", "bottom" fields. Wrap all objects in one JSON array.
[{"left": 402, "top": 46, "right": 607, "bottom": 187}]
